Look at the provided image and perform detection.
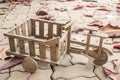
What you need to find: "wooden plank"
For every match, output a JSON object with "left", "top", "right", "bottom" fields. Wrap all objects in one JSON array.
[
  {"left": 98, "top": 37, "right": 104, "bottom": 56},
  {"left": 22, "top": 22, "right": 26, "bottom": 36},
  {"left": 48, "top": 23, "right": 53, "bottom": 39},
  {"left": 50, "top": 45, "right": 58, "bottom": 61},
  {"left": 8, "top": 37, "right": 16, "bottom": 52},
  {"left": 15, "top": 27, "right": 20, "bottom": 35},
  {"left": 15, "top": 27, "right": 20, "bottom": 46},
  {"left": 57, "top": 24, "right": 62, "bottom": 37},
  {"left": 4, "top": 33, "right": 46, "bottom": 44},
  {"left": 39, "top": 44, "right": 46, "bottom": 59},
  {"left": 19, "top": 39, "right": 25, "bottom": 54},
  {"left": 31, "top": 19, "right": 36, "bottom": 36},
  {"left": 86, "top": 34, "right": 91, "bottom": 55},
  {"left": 67, "top": 26, "right": 71, "bottom": 52},
  {"left": 39, "top": 21, "right": 44, "bottom": 38},
  {"left": 6, "top": 51, "right": 59, "bottom": 65},
  {"left": 31, "top": 18, "right": 66, "bottom": 26},
  {"left": 28, "top": 20, "right": 32, "bottom": 36},
  {"left": 28, "top": 41, "right": 35, "bottom": 56}
]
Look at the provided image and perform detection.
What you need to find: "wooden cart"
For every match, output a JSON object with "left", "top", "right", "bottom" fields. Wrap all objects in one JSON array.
[{"left": 4, "top": 18, "right": 74, "bottom": 65}]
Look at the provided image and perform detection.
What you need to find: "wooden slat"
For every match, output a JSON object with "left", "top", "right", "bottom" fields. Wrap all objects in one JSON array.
[
  {"left": 31, "top": 18, "right": 66, "bottom": 26},
  {"left": 19, "top": 39, "right": 25, "bottom": 54},
  {"left": 50, "top": 45, "right": 58, "bottom": 61},
  {"left": 15, "top": 27, "right": 20, "bottom": 35},
  {"left": 6, "top": 51, "right": 59, "bottom": 65},
  {"left": 67, "top": 27, "right": 71, "bottom": 52},
  {"left": 31, "top": 19, "right": 36, "bottom": 36},
  {"left": 86, "top": 35, "right": 91, "bottom": 55},
  {"left": 98, "top": 37, "right": 104, "bottom": 56},
  {"left": 57, "top": 24, "right": 62, "bottom": 37},
  {"left": 4, "top": 34, "right": 46, "bottom": 44},
  {"left": 15, "top": 27, "right": 20, "bottom": 46},
  {"left": 22, "top": 22, "right": 26, "bottom": 36},
  {"left": 28, "top": 41, "right": 35, "bottom": 56},
  {"left": 39, "top": 21, "right": 44, "bottom": 38},
  {"left": 8, "top": 37, "right": 16, "bottom": 52},
  {"left": 28, "top": 20, "right": 32, "bottom": 36},
  {"left": 39, "top": 44, "right": 46, "bottom": 59},
  {"left": 48, "top": 23, "right": 53, "bottom": 39}
]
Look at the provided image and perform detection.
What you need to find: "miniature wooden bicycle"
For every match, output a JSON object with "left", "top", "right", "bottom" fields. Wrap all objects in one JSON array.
[{"left": 70, "top": 28, "right": 113, "bottom": 65}]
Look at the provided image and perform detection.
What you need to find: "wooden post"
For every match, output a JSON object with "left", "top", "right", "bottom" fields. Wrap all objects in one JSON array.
[
  {"left": 8, "top": 37, "right": 16, "bottom": 52},
  {"left": 39, "top": 21, "right": 44, "bottom": 38},
  {"left": 28, "top": 20, "right": 32, "bottom": 36},
  {"left": 86, "top": 34, "right": 91, "bottom": 55},
  {"left": 48, "top": 23, "right": 53, "bottom": 39},
  {"left": 57, "top": 24, "right": 62, "bottom": 37},
  {"left": 98, "top": 37, "right": 104, "bottom": 56},
  {"left": 19, "top": 39, "right": 25, "bottom": 54},
  {"left": 31, "top": 19, "right": 36, "bottom": 36},
  {"left": 50, "top": 45, "right": 58, "bottom": 61},
  {"left": 22, "top": 22, "right": 26, "bottom": 36},
  {"left": 39, "top": 44, "right": 46, "bottom": 59},
  {"left": 28, "top": 41, "right": 35, "bottom": 56}
]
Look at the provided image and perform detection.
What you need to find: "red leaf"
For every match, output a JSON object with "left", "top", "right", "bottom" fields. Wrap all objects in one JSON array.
[
  {"left": 73, "top": 5, "right": 83, "bottom": 10},
  {"left": 113, "top": 45, "right": 120, "bottom": 49},
  {"left": 22, "top": 0, "right": 30, "bottom": 6},
  {"left": 88, "top": 20, "right": 103, "bottom": 27},
  {"left": 103, "top": 67, "right": 120, "bottom": 80},
  {"left": 0, "top": 56, "right": 23, "bottom": 71},
  {"left": 55, "top": 7, "right": 67, "bottom": 12},
  {"left": 97, "top": 6, "right": 110, "bottom": 11},
  {"left": 84, "top": 10, "right": 95, "bottom": 17},
  {"left": 116, "top": 9, "right": 120, "bottom": 13},
  {"left": 86, "top": 3, "right": 97, "bottom": 8}
]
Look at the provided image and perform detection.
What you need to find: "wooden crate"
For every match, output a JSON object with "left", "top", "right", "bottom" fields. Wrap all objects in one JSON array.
[{"left": 4, "top": 18, "right": 74, "bottom": 65}]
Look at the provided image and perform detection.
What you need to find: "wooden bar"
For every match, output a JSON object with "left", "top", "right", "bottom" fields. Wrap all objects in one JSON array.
[
  {"left": 86, "top": 35, "right": 91, "bottom": 55},
  {"left": 50, "top": 45, "right": 58, "bottom": 61},
  {"left": 8, "top": 37, "right": 16, "bottom": 52},
  {"left": 6, "top": 51, "right": 59, "bottom": 65},
  {"left": 31, "top": 19, "right": 36, "bottom": 36},
  {"left": 48, "top": 23, "right": 53, "bottom": 39},
  {"left": 15, "top": 27, "right": 20, "bottom": 35},
  {"left": 28, "top": 41, "right": 35, "bottom": 56},
  {"left": 67, "top": 27, "right": 71, "bottom": 52},
  {"left": 31, "top": 18, "right": 66, "bottom": 26},
  {"left": 22, "top": 22, "right": 26, "bottom": 36},
  {"left": 28, "top": 20, "right": 32, "bottom": 36},
  {"left": 57, "top": 24, "right": 62, "bottom": 37},
  {"left": 39, "top": 44, "right": 46, "bottom": 59},
  {"left": 4, "top": 33, "right": 46, "bottom": 44},
  {"left": 39, "top": 21, "right": 44, "bottom": 38},
  {"left": 19, "top": 39, "right": 25, "bottom": 54},
  {"left": 98, "top": 38, "right": 104, "bottom": 56}
]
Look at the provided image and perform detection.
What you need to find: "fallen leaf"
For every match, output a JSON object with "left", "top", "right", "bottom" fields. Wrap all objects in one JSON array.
[
  {"left": 99, "top": 24, "right": 120, "bottom": 35},
  {"left": 0, "top": 56, "right": 23, "bottom": 71},
  {"left": 116, "top": 9, "right": 120, "bottom": 13},
  {"left": 86, "top": 3, "right": 97, "bottom": 8},
  {"left": 88, "top": 20, "right": 103, "bottom": 27},
  {"left": 0, "top": 47, "right": 9, "bottom": 60},
  {"left": 55, "top": 7, "right": 67, "bottom": 12},
  {"left": 36, "top": 8, "right": 52, "bottom": 20},
  {"left": 73, "top": 5, "right": 83, "bottom": 10},
  {"left": 97, "top": 6, "right": 110, "bottom": 11},
  {"left": 84, "top": 10, "right": 95, "bottom": 17},
  {"left": 103, "top": 67, "right": 120, "bottom": 80},
  {"left": 22, "top": 0, "right": 31, "bottom": 6}
]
